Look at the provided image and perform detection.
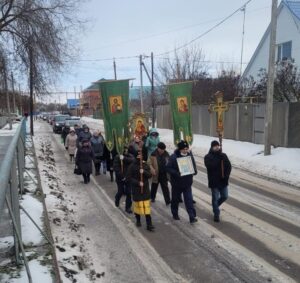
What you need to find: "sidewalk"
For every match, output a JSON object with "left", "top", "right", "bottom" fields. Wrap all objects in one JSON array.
[{"left": 33, "top": 120, "right": 181, "bottom": 282}]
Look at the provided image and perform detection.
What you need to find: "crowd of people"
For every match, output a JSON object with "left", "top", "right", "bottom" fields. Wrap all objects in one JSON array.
[{"left": 63, "top": 124, "right": 232, "bottom": 231}]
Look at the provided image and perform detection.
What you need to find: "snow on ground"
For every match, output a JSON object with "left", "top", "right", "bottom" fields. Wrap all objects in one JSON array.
[
  {"left": 20, "top": 194, "right": 44, "bottom": 246},
  {"left": 0, "top": 236, "right": 14, "bottom": 250},
  {"left": 81, "top": 117, "right": 300, "bottom": 187},
  {"left": 1, "top": 259, "right": 53, "bottom": 283},
  {"left": 0, "top": 120, "right": 54, "bottom": 283},
  {"left": 0, "top": 122, "right": 20, "bottom": 136},
  {"left": 33, "top": 124, "right": 106, "bottom": 282}
]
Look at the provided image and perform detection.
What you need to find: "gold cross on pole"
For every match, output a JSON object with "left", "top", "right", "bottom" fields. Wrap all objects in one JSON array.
[{"left": 208, "top": 91, "right": 229, "bottom": 134}]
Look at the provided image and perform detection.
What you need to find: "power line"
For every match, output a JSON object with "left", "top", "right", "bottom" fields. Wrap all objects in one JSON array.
[
  {"left": 70, "top": 0, "right": 256, "bottom": 64},
  {"left": 84, "top": 5, "right": 269, "bottom": 54},
  {"left": 156, "top": 0, "right": 254, "bottom": 57}
]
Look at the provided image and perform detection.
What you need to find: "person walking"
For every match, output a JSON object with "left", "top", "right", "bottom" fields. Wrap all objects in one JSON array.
[
  {"left": 102, "top": 144, "right": 116, "bottom": 182},
  {"left": 76, "top": 139, "right": 94, "bottom": 184},
  {"left": 65, "top": 128, "right": 77, "bottom": 162},
  {"left": 149, "top": 142, "right": 171, "bottom": 205},
  {"left": 61, "top": 125, "right": 70, "bottom": 145},
  {"left": 166, "top": 140, "right": 198, "bottom": 224},
  {"left": 77, "top": 124, "right": 92, "bottom": 148},
  {"left": 204, "top": 140, "right": 232, "bottom": 222},
  {"left": 90, "top": 130, "right": 104, "bottom": 175},
  {"left": 145, "top": 128, "right": 160, "bottom": 158},
  {"left": 126, "top": 151, "right": 154, "bottom": 231},
  {"left": 113, "top": 146, "right": 134, "bottom": 213}
]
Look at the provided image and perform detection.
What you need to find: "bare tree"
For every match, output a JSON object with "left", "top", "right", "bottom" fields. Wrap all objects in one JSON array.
[
  {"left": 157, "top": 45, "right": 208, "bottom": 85},
  {"left": 0, "top": 0, "right": 84, "bottom": 95},
  {"left": 243, "top": 60, "right": 300, "bottom": 102}
]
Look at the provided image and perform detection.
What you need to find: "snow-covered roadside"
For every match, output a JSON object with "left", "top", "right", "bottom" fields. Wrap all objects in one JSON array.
[
  {"left": 33, "top": 123, "right": 106, "bottom": 282},
  {"left": 81, "top": 117, "right": 300, "bottom": 187},
  {"left": 0, "top": 129, "right": 55, "bottom": 283}
]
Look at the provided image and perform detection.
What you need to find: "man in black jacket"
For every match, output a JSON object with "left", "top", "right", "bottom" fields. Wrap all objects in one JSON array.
[
  {"left": 166, "top": 140, "right": 198, "bottom": 224},
  {"left": 113, "top": 146, "right": 135, "bottom": 213},
  {"left": 204, "top": 140, "right": 232, "bottom": 222}
]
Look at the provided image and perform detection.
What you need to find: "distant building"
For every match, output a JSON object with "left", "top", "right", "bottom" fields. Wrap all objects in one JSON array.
[
  {"left": 243, "top": 0, "right": 300, "bottom": 80},
  {"left": 67, "top": 99, "right": 80, "bottom": 109}
]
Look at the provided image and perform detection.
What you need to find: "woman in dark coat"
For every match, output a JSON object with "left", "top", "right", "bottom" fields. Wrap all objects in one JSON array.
[
  {"left": 126, "top": 152, "right": 154, "bottom": 231},
  {"left": 76, "top": 139, "right": 94, "bottom": 184},
  {"left": 90, "top": 130, "right": 104, "bottom": 176},
  {"left": 102, "top": 144, "right": 117, "bottom": 182}
]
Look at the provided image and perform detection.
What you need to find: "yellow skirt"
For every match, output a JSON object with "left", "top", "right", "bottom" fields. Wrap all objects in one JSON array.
[{"left": 133, "top": 200, "right": 151, "bottom": 215}]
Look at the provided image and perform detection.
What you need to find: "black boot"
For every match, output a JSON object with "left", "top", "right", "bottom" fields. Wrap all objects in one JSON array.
[
  {"left": 146, "top": 215, "right": 155, "bottom": 232},
  {"left": 135, "top": 214, "right": 141, "bottom": 227},
  {"left": 87, "top": 174, "right": 90, "bottom": 183},
  {"left": 83, "top": 174, "right": 88, "bottom": 184},
  {"left": 110, "top": 171, "right": 114, "bottom": 182}
]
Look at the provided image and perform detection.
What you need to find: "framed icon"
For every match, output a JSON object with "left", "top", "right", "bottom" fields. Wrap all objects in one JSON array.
[
  {"left": 109, "top": 96, "right": 123, "bottom": 114},
  {"left": 177, "top": 97, "right": 188, "bottom": 113},
  {"left": 176, "top": 156, "right": 195, "bottom": 176}
]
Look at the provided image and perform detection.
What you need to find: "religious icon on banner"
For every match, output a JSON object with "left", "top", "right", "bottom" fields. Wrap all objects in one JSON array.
[
  {"left": 110, "top": 96, "right": 123, "bottom": 114},
  {"left": 128, "top": 113, "right": 149, "bottom": 140},
  {"left": 177, "top": 156, "right": 195, "bottom": 176},
  {"left": 177, "top": 97, "right": 188, "bottom": 113},
  {"left": 135, "top": 119, "right": 147, "bottom": 137}
]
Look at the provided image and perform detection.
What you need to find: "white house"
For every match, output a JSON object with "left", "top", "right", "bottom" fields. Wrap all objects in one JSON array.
[{"left": 243, "top": 0, "right": 300, "bottom": 80}]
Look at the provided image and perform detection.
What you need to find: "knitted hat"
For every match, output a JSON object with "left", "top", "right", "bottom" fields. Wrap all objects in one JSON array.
[
  {"left": 177, "top": 140, "right": 189, "bottom": 150},
  {"left": 211, "top": 140, "right": 220, "bottom": 148},
  {"left": 157, "top": 142, "right": 166, "bottom": 150}
]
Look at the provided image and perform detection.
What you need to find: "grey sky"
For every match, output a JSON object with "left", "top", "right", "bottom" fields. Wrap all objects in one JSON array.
[{"left": 52, "top": 0, "right": 274, "bottom": 101}]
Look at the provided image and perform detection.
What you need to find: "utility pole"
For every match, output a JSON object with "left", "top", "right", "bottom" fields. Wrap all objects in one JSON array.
[
  {"left": 3, "top": 68, "right": 12, "bottom": 129},
  {"left": 240, "top": 6, "right": 246, "bottom": 76},
  {"left": 80, "top": 85, "right": 82, "bottom": 117},
  {"left": 139, "top": 55, "right": 144, "bottom": 113},
  {"left": 29, "top": 45, "right": 34, "bottom": 136},
  {"left": 151, "top": 52, "right": 155, "bottom": 127},
  {"left": 113, "top": 58, "right": 117, "bottom": 80},
  {"left": 74, "top": 86, "right": 77, "bottom": 116},
  {"left": 264, "top": 0, "right": 278, "bottom": 156},
  {"left": 18, "top": 84, "right": 22, "bottom": 115},
  {"left": 11, "top": 72, "right": 16, "bottom": 114}
]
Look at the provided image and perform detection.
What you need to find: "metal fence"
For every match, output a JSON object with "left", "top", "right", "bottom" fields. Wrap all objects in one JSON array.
[{"left": 0, "top": 119, "right": 32, "bottom": 282}]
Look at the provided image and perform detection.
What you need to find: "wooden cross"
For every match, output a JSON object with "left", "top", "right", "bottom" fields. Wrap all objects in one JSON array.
[{"left": 208, "top": 91, "right": 229, "bottom": 135}]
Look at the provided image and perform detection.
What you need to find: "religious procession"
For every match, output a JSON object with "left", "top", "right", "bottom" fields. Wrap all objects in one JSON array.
[{"left": 64, "top": 80, "right": 231, "bottom": 231}]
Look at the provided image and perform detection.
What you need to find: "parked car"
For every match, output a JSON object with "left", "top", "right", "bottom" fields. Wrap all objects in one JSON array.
[
  {"left": 53, "top": 115, "right": 70, "bottom": 133},
  {"left": 64, "top": 118, "right": 82, "bottom": 128}
]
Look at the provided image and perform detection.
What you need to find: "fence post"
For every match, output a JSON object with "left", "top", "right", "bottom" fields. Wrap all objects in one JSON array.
[{"left": 10, "top": 155, "right": 22, "bottom": 265}]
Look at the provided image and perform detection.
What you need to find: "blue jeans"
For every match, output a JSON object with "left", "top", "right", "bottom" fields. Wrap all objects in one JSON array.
[{"left": 211, "top": 187, "right": 228, "bottom": 216}]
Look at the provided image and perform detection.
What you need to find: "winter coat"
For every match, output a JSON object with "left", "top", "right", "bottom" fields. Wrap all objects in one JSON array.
[
  {"left": 113, "top": 153, "right": 134, "bottom": 181},
  {"left": 90, "top": 135, "right": 104, "bottom": 159},
  {"left": 145, "top": 128, "right": 160, "bottom": 157},
  {"left": 149, "top": 149, "right": 170, "bottom": 183},
  {"left": 204, "top": 149, "right": 232, "bottom": 189},
  {"left": 166, "top": 149, "right": 197, "bottom": 189},
  {"left": 102, "top": 144, "right": 117, "bottom": 171},
  {"left": 61, "top": 126, "right": 70, "bottom": 143},
  {"left": 76, "top": 146, "right": 94, "bottom": 174},
  {"left": 126, "top": 159, "right": 152, "bottom": 202},
  {"left": 65, "top": 133, "right": 78, "bottom": 155},
  {"left": 77, "top": 130, "right": 92, "bottom": 147}
]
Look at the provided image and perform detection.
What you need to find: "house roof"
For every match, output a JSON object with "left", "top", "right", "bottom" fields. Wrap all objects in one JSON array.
[
  {"left": 285, "top": 0, "right": 300, "bottom": 20},
  {"left": 243, "top": 0, "right": 300, "bottom": 78},
  {"left": 83, "top": 78, "right": 107, "bottom": 92}
]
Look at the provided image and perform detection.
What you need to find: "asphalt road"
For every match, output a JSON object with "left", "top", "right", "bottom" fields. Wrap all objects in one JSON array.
[{"left": 43, "top": 120, "right": 300, "bottom": 283}]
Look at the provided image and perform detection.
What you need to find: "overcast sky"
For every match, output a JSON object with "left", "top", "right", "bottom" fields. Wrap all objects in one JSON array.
[{"left": 49, "top": 0, "right": 276, "bottom": 102}]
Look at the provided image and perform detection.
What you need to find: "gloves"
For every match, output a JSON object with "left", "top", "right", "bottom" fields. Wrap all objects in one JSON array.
[{"left": 65, "top": 147, "right": 68, "bottom": 150}]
